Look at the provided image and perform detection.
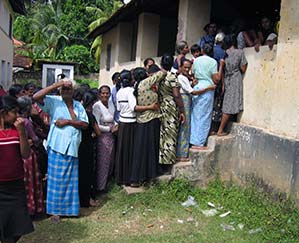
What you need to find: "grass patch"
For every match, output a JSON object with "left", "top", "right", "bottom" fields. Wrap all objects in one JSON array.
[{"left": 20, "top": 178, "right": 299, "bottom": 243}]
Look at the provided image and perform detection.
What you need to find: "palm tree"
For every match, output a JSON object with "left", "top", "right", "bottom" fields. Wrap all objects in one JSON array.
[
  {"left": 87, "top": 0, "right": 123, "bottom": 64},
  {"left": 17, "top": 0, "right": 69, "bottom": 61},
  {"left": 30, "top": 0, "right": 69, "bottom": 60}
]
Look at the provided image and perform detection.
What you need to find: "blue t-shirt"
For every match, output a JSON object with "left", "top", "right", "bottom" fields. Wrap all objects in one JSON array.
[
  {"left": 213, "top": 44, "right": 225, "bottom": 69},
  {"left": 198, "top": 35, "right": 215, "bottom": 49},
  {"left": 192, "top": 55, "right": 218, "bottom": 89}
]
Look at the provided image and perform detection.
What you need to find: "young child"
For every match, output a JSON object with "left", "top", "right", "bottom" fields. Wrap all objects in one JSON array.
[
  {"left": 0, "top": 95, "right": 34, "bottom": 243},
  {"left": 190, "top": 44, "right": 201, "bottom": 63}
]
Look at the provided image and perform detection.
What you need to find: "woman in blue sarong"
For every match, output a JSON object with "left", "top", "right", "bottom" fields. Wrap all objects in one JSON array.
[
  {"left": 190, "top": 44, "right": 224, "bottom": 150},
  {"left": 177, "top": 59, "right": 217, "bottom": 159},
  {"left": 33, "top": 79, "right": 88, "bottom": 223}
]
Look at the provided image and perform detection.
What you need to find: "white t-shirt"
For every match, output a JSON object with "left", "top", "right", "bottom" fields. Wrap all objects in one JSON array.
[
  {"left": 116, "top": 87, "right": 137, "bottom": 123},
  {"left": 178, "top": 74, "right": 194, "bottom": 94}
]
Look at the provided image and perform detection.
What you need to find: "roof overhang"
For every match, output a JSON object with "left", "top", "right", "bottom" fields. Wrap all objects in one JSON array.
[
  {"left": 88, "top": 0, "right": 178, "bottom": 38},
  {"left": 9, "top": 0, "right": 26, "bottom": 15}
]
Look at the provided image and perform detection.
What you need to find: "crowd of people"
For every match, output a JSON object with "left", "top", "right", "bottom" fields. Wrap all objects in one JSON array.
[{"left": 0, "top": 15, "right": 280, "bottom": 242}]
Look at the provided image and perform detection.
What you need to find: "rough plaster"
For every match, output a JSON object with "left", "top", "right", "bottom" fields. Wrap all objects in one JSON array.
[{"left": 172, "top": 123, "right": 299, "bottom": 203}]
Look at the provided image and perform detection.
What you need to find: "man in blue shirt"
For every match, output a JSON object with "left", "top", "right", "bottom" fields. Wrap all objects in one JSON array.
[
  {"left": 198, "top": 23, "right": 217, "bottom": 49},
  {"left": 33, "top": 79, "right": 88, "bottom": 223}
]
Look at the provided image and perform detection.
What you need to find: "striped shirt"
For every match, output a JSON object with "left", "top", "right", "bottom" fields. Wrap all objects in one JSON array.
[{"left": 0, "top": 128, "right": 24, "bottom": 181}]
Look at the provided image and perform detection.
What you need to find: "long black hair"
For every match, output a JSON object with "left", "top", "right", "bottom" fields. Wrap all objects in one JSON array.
[
  {"left": 119, "top": 69, "right": 132, "bottom": 88},
  {"left": 112, "top": 72, "right": 121, "bottom": 91},
  {"left": 8, "top": 84, "right": 24, "bottom": 98},
  {"left": 160, "top": 54, "right": 174, "bottom": 71},
  {"left": 82, "top": 91, "right": 98, "bottom": 108},
  {"left": 0, "top": 95, "right": 19, "bottom": 112},
  {"left": 133, "top": 67, "right": 147, "bottom": 98},
  {"left": 222, "top": 34, "right": 238, "bottom": 50}
]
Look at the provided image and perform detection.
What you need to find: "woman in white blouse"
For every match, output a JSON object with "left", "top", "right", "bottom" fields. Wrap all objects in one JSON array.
[
  {"left": 92, "top": 85, "right": 118, "bottom": 192},
  {"left": 176, "top": 59, "right": 216, "bottom": 161}
]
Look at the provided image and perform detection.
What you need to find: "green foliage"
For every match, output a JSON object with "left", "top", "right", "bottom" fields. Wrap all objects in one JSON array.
[
  {"left": 76, "top": 78, "right": 99, "bottom": 89},
  {"left": 87, "top": 0, "right": 123, "bottom": 63},
  {"left": 22, "top": 179, "right": 299, "bottom": 242},
  {"left": 13, "top": 0, "right": 123, "bottom": 73},
  {"left": 13, "top": 16, "right": 34, "bottom": 43},
  {"left": 62, "top": 45, "right": 99, "bottom": 74}
]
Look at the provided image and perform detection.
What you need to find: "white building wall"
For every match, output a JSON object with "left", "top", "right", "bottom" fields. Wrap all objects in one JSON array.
[{"left": 0, "top": 0, "right": 13, "bottom": 89}]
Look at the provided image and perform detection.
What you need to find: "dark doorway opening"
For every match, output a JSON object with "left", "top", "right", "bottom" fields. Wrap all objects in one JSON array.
[{"left": 210, "top": 0, "right": 281, "bottom": 32}]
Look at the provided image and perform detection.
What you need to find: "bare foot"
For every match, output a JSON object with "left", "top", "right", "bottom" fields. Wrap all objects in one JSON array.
[
  {"left": 50, "top": 215, "right": 60, "bottom": 224},
  {"left": 176, "top": 157, "right": 190, "bottom": 162},
  {"left": 217, "top": 132, "right": 228, "bottom": 137},
  {"left": 89, "top": 199, "right": 100, "bottom": 207},
  {"left": 190, "top": 146, "right": 208, "bottom": 150},
  {"left": 209, "top": 131, "right": 217, "bottom": 136}
]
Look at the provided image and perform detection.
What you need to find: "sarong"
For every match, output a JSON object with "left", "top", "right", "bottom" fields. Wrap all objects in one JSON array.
[
  {"left": 190, "top": 90, "right": 214, "bottom": 146},
  {"left": 96, "top": 132, "right": 115, "bottom": 191},
  {"left": 46, "top": 148, "right": 79, "bottom": 216},
  {"left": 176, "top": 94, "right": 191, "bottom": 158}
]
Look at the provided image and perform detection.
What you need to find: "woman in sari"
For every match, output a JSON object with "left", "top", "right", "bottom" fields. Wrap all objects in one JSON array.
[
  {"left": 159, "top": 54, "right": 185, "bottom": 173},
  {"left": 191, "top": 44, "right": 224, "bottom": 149},
  {"left": 92, "top": 86, "right": 117, "bottom": 192},
  {"left": 176, "top": 59, "right": 216, "bottom": 160}
]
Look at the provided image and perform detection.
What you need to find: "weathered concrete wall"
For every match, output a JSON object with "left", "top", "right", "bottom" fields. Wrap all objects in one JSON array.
[
  {"left": 99, "top": 26, "right": 118, "bottom": 85},
  {"left": 240, "top": 0, "right": 299, "bottom": 139},
  {"left": 241, "top": 46, "right": 277, "bottom": 129},
  {"left": 173, "top": 123, "right": 299, "bottom": 203},
  {"left": 227, "top": 124, "right": 298, "bottom": 197},
  {"left": 99, "top": 13, "right": 160, "bottom": 86}
]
